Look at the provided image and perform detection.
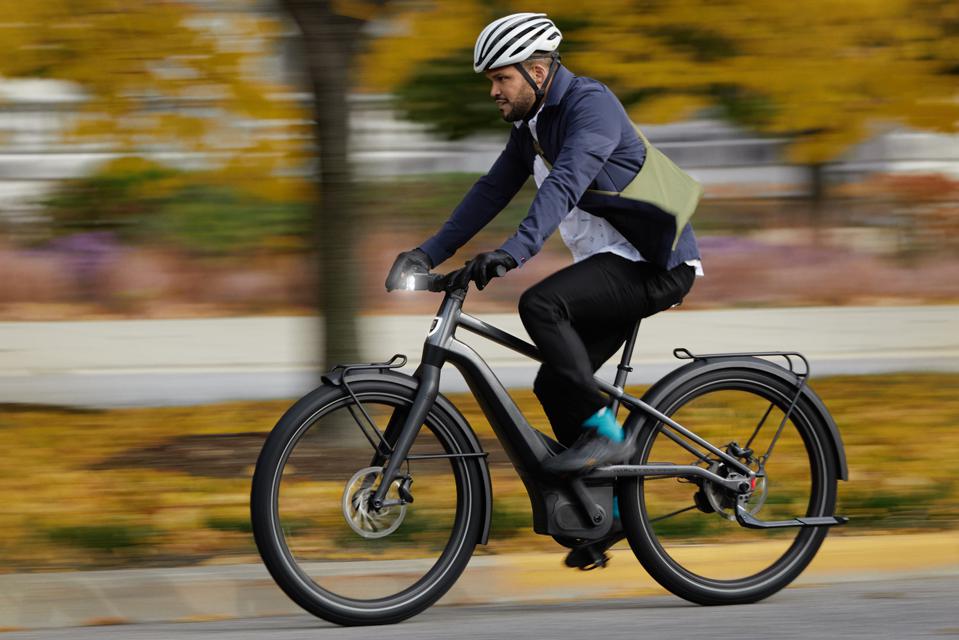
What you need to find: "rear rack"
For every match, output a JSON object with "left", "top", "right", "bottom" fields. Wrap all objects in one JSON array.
[
  {"left": 672, "top": 347, "right": 811, "bottom": 466},
  {"left": 673, "top": 347, "right": 810, "bottom": 379}
]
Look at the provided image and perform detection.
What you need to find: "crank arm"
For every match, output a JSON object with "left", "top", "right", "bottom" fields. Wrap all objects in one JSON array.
[{"left": 735, "top": 503, "right": 848, "bottom": 529}]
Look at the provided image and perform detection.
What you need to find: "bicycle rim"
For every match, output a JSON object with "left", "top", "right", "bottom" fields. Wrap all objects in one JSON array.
[
  {"left": 632, "top": 373, "right": 833, "bottom": 594},
  {"left": 267, "top": 391, "right": 473, "bottom": 605}
]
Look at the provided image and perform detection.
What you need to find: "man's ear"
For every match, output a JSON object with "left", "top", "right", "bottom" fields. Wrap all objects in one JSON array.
[{"left": 533, "top": 61, "right": 550, "bottom": 87}]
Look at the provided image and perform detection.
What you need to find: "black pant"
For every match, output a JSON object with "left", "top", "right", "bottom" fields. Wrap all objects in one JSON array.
[{"left": 518, "top": 253, "right": 696, "bottom": 447}]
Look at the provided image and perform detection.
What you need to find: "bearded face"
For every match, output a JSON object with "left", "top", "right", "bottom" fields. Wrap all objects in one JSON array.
[{"left": 485, "top": 63, "right": 546, "bottom": 122}]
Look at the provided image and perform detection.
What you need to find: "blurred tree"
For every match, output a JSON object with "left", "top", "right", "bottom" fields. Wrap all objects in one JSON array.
[
  {"left": 278, "top": 0, "right": 390, "bottom": 370},
  {"left": 361, "top": 0, "right": 959, "bottom": 226},
  {"left": 573, "top": 0, "right": 959, "bottom": 227},
  {"left": 0, "top": 0, "right": 308, "bottom": 202},
  {"left": 360, "top": 0, "right": 488, "bottom": 139},
  {"left": 41, "top": 157, "right": 309, "bottom": 254},
  {"left": 40, "top": 157, "right": 179, "bottom": 242},
  {"left": 0, "top": 1, "right": 360, "bottom": 364}
]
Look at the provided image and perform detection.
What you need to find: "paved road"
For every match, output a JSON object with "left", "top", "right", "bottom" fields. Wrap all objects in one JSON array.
[
  {"left": 2, "top": 306, "right": 957, "bottom": 406},
  {"left": 5, "top": 575, "right": 958, "bottom": 639}
]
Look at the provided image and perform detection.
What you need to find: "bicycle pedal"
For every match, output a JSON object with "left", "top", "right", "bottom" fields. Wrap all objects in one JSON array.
[
  {"left": 579, "top": 554, "right": 611, "bottom": 571},
  {"left": 566, "top": 544, "right": 612, "bottom": 570}
]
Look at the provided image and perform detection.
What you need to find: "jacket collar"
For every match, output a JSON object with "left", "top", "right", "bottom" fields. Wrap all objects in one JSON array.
[{"left": 542, "top": 64, "right": 574, "bottom": 110}]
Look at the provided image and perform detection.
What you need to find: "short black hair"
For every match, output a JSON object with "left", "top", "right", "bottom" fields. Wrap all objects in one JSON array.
[{"left": 522, "top": 50, "right": 560, "bottom": 71}]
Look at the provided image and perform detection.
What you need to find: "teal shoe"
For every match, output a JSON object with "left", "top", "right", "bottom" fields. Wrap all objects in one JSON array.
[
  {"left": 543, "top": 408, "right": 632, "bottom": 476},
  {"left": 582, "top": 407, "right": 624, "bottom": 442}
]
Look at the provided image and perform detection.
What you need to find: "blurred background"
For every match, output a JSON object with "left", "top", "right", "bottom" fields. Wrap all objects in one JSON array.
[{"left": 0, "top": 0, "right": 957, "bottom": 626}]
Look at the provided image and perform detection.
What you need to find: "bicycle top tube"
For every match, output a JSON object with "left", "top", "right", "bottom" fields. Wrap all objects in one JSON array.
[{"left": 403, "top": 269, "right": 637, "bottom": 397}]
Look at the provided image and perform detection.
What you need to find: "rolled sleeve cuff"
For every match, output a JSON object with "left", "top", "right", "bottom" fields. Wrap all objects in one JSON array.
[
  {"left": 498, "top": 237, "right": 530, "bottom": 268},
  {"left": 418, "top": 237, "right": 451, "bottom": 269}
]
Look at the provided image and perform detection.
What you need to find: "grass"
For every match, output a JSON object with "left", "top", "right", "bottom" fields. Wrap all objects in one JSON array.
[
  {"left": 45, "top": 523, "right": 160, "bottom": 552},
  {"left": 203, "top": 515, "right": 253, "bottom": 535},
  {"left": 0, "top": 373, "right": 956, "bottom": 571}
]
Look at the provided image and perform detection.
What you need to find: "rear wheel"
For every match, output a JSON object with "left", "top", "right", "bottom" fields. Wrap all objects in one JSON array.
[
  {"left": 251, "top": 380, "right": 485, "bottom": 625},
  {"left": 619, "top": 368, "right": 838, "bottom": 605}
]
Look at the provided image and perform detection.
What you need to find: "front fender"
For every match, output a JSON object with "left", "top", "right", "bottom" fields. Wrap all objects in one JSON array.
[{"left": 631, "top": 356, "right": 848, "bottom": 481}]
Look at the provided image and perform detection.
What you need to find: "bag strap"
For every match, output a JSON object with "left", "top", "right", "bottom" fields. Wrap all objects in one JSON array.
[
  {"left": 531, "top": 136, "right": 551, "bottom": 168},
  {"left": 530, "top": 132, "right": 618, "bottom": 195}
]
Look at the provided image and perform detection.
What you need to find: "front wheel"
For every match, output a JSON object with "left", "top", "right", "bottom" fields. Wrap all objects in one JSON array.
[
  {"left": 619, "top": 367, "right": 838, "bottom": 605},
  {"left": 251, "top": 379, "right": 485, "bottom": 625}
]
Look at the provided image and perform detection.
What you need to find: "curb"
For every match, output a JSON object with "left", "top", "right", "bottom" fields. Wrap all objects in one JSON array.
[{"left": 1, "top": 532, "right": 957, "bottom": 630}]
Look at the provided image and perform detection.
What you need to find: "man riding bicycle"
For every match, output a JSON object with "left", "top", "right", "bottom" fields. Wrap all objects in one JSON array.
[
  {"left": 256, "top": 17, "right": 845, "bottom": 598},
  {"left": 387, "top": 13, "right": 702, "bottom": 480}
]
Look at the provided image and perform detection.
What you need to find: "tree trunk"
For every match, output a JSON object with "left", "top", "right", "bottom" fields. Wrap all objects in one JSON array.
[
  {"left": 808, "top": 162, "right": 827, "bottom": 245},
  {"left": 281, "top": 0, "right": 362, "bottom": 373}
]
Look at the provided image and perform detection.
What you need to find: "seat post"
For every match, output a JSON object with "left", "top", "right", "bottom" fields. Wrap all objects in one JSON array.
[{"left": 610, "top": 320, "right": 641, "bottom": 418}]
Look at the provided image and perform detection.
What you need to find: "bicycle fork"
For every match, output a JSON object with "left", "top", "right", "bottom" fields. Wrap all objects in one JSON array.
[{"left": 369, "top": 363, "right": 441, "bottom": 510}]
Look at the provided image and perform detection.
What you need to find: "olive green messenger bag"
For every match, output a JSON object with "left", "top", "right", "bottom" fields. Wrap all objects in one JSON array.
[{"left": 532, "top": 125, "right": 703, "bottom": 250}]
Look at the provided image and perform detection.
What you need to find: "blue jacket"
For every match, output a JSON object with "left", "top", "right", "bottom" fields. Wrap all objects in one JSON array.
[{"left": 419, "top": 65, "right": 701, "bottom": 270}]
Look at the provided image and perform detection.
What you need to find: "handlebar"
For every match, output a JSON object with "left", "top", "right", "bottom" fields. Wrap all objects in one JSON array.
[{"left": 405, "top": 265, "right": 507, "bottom": 293}]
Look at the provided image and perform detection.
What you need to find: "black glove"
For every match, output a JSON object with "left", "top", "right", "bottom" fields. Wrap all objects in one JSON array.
[
  {"left": 385, "top": 248, "right": 432, "bottom": 291},
  {"left": 449, "top": 250, "right": 517, "bottom": 291}
]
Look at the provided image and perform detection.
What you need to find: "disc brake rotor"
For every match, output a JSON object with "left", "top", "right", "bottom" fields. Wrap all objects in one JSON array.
[
  {"left": 703, "top": 461, "right": 768, "bottom": 521},
  {"left": 341, "top": 466, "right": 407, "bottom": 539}
]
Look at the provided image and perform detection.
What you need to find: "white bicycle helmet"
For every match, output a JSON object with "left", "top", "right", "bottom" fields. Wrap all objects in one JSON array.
[{"left": 473, "top": 13, "right": 562, "bottom": 73}]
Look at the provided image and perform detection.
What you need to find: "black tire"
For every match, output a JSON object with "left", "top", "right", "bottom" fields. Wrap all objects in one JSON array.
[
  {"left": 619, "top": 367, "right": 838, "bottom": 605},
  {"left": 251, "top": 379, "right": 485, "bottom": 625}
]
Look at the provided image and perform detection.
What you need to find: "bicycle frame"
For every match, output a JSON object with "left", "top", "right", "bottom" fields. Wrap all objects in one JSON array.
[
  {"left": 252, "top": 283, "right": 847, "bottom": 626},
  {"left": 366, "top": 286, "right": 758, "bottom": 538}
]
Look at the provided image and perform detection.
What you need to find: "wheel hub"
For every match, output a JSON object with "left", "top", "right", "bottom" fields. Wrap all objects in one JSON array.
[
  {"left": 703, "top": 461, "right": 768, "bottom": 521},
  {"left": 341, "top": 466, "right": 408, "bottom": 539}
]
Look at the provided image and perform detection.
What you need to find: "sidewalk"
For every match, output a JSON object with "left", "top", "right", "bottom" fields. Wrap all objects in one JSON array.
[
  {"left": 1, "top": 532, "right": 956, "bottom": 630},
  {"left": 2, "top": 305, "right": 957, "bottom": 406}
]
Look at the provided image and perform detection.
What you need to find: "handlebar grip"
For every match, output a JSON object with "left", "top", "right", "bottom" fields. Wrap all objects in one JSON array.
[
  {"left": 412, "top": 264, "right": 507, "bottom": 293},
  {"left": 426, "top": 273, "right": 447, "bottom": 292}
]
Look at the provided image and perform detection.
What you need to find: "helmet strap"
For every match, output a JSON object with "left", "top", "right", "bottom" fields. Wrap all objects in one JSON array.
[{"left": 514, "top": 52, "right": 560, "bottom": 124}]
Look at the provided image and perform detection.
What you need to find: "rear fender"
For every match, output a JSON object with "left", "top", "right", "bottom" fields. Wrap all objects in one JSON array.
[{"left": 628, "top": 357, "right": 848, "bottom": 480}]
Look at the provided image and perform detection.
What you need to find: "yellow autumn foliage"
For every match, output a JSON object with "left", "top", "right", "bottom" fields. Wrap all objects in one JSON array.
[
  {"left": 360, "top": 0, "right": 959, "bottom": 165},
  {"left": 362, "top": 0, "right": 487, "bottom": 91},
  {"left": 0, "top": 0, "right": 310, "bottom": 201}
]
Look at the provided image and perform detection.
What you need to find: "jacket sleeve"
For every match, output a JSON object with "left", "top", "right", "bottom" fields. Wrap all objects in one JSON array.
[
  {"left": 498, "top": 90, "right": 620, "bottom": 265},
  {"left": 418, "top": 127, "right": 530, "bottom": 267}
]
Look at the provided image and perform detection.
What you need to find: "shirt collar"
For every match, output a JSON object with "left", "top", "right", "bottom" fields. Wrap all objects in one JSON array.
[{"left": 520, "top": 102, "right": 545, "bottom": 130}]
